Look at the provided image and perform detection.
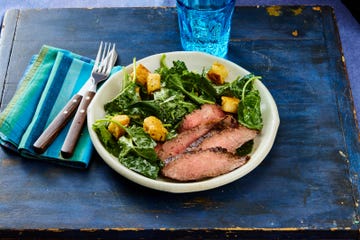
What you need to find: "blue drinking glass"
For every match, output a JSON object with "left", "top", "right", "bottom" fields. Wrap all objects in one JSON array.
[{"left": 176, "top": 0, "right": 235, "bottom": 58}]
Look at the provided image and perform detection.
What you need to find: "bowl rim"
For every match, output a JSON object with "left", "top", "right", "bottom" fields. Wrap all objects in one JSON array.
[{"left": 87, "top": 51, "right": 280, "bottom": 193}]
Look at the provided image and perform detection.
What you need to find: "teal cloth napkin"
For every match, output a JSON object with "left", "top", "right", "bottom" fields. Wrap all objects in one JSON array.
[{"left": 0, "top": 45, "right": 120, "bottom": 168}]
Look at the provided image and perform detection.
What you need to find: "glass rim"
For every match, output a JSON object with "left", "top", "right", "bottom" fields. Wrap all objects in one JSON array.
[{"left": 176, "top": 0, "right": 235, "bottom": 12}]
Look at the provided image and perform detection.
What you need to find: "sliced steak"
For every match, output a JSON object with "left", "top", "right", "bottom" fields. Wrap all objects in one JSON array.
[
  {"left": 161, "top": 147, "right": 249, "bottom": 181},
  {"left": 188, "top": 124, "right": 258, "bottom": 154},
  {"left": 178, "top": 104, "right": 225, "bottom": 132}
]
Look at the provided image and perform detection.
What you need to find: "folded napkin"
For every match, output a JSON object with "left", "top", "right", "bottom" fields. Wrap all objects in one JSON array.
[{"left": 0, "top": 45, "right": 120, "bottom": 168}]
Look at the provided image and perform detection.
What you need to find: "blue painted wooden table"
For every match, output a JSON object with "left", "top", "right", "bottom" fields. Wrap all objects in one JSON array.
[{"left": 0, "top": 6, "right": 359, "bottom": 239}]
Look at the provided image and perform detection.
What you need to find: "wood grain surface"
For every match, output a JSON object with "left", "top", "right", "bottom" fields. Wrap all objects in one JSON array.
[{"left": 0, "top": 6, "right": 359, "bottom": 239}]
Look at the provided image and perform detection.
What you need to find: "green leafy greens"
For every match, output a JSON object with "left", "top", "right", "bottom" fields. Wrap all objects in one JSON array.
[{"left": 157, "top": 56, "right": 216, "bottom": 105}]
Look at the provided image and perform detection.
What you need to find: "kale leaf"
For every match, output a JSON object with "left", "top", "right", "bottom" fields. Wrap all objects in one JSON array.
[
  {"left": 131, "top": 88, "right": 196, "bottom": 131},
  {"left": 92, "top": 120, "right": 120, "bottom": 157},
  {"left": 237, "top": 75, "right": 263, "bottom": 130},
  {"left": 119, "top": 155, "right": 160, "bottom": 179},
  {"left": 117, "top": 125, "right": 161, "bottom": 179},
  {"left": 157, "top": 58, "right": 216, "bottom": 105},
  {"left": 104, "top": 80, "right": 140, "bottom": 115},
  {"left": 236, "top": 140, "right": 254, "bottom": 156}
]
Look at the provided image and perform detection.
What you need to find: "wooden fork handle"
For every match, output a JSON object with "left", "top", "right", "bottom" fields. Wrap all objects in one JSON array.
[
  {"left": 33, "top": 94, "right": 83, "bottom": 154},
  {"left": 61, "top": 90, "right": 96, "bottom": 158}
]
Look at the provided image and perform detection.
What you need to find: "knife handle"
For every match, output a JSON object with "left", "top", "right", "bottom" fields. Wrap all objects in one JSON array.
[
  {"left": 33, "top": 94, "right": 83, "bottom": 154},
  {"left": 61, "top": 90, "right": 96, "bottom": 158}
]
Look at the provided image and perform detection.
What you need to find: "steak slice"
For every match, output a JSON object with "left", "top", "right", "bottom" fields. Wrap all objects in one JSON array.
[
  {"left": 178, "top": 104, "right": 225, "bottom": 132},
  {"left": 161, "top": 147, "right": 249, "bottom": 182},
  {"left": 188, "top": 124, "right": 259, "bottom": 154},
  {"left": 156, "top": 120, "right": 220, "bottom": 161}
]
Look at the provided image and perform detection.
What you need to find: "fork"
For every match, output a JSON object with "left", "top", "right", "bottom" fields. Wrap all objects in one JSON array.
[{"left": 61, "top": 41, "right": 117, "bottom": 158}]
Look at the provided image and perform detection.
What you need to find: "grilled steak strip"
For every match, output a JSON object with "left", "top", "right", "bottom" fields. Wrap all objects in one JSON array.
[
  {"left": 187, "top": 123, "right": 258, "bottom": 154},
  {"left": 161, "top": 147, "right": 249, "bottom": 182},
  {"left": 178, "top": 104, "right": 225, "bottom": 132}
]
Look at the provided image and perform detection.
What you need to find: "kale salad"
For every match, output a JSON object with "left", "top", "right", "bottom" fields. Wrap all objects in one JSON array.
[{"left": 92, "top": 55, "right": 263, "bottom": 179}]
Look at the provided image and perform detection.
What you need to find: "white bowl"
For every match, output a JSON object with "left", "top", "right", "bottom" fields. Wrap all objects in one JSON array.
[{"left": 87, "top": 51, "right": 280, "bottom": 193}]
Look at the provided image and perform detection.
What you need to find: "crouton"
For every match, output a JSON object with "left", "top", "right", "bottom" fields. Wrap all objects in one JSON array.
[
  {"left": 134, "top": 64, "right": 150, "bottom": 86},
  {"left": 207, "top": 62, "right": 229, "bottom": 85},
  {"left": 147, "top": 73, "right": 161, "bottom": 94},
  {"left": 108, "top": 115, "right": 131, "bottom": 139},
  {"left": 221, "top": 96, "right": 240, "bottom": 113},
  {"left": 143, "top": 116, "right": 168, "bottom": 142}
]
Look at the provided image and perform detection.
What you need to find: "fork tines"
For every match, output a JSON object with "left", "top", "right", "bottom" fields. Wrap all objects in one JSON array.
[{"left": 94, "top": 41, "right": 116, "bottom": 73}]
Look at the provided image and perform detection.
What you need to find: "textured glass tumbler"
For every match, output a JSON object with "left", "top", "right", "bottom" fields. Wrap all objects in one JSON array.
[{"left": 176, "top": 0, "right": 235, "bottom": 58}]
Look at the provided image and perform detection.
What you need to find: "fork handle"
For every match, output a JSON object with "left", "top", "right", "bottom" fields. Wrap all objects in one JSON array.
[
  {"left": 61, "top": 90, "right": 96, "bottom": 158},
  {"left": 33, "top": 94, "right": 83, "bottom": 154}
]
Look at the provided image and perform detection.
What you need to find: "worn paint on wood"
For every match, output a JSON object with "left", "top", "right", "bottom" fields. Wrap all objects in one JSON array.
[{"left": 0, "top": 6, "right": 359, "bottom": 239}]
